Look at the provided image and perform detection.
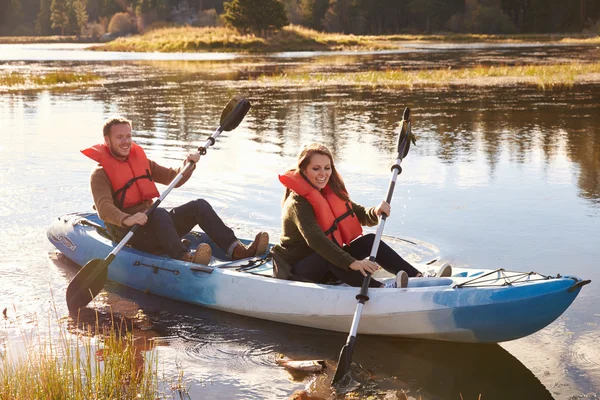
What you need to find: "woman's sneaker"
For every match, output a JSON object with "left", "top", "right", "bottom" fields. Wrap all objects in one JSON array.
[
  {"left": 437, "top": 262, "right": 452, "bottom": 277},
  {"left": 384, "top": 270, "right": 409, "bottom": 288}
]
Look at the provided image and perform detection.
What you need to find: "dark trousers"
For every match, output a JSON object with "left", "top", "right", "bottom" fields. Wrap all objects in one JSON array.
[
  {"left": 291, "top": 233, "right": 421, "bottom": 287},
  {"left": 126, "top": 199, "right": 237, "bottom": 259}
]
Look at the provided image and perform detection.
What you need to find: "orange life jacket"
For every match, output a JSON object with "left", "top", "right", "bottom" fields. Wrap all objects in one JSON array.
[
  {"left": 279, "top": 170, "right": 362, "bottom": 246},
  {"left": 81, "top": 143, "right": 159, "bottom": 209}
]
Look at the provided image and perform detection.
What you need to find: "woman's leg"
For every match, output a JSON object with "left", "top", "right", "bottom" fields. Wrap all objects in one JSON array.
[
  {"left": 292, "top": 252, "right": 382, "bottom": 288},
  {"left": 347, "top": 234, "right": 421, "bottom": 277}
]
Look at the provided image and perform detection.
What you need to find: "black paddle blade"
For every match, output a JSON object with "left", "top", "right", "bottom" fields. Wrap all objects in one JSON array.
[
  {"left": 220, "top": 95, "right": 251, "bottom": 132},
  {"left": 332, "top": 338, "right": 355, "bottom": 385},
  {"left": 66, "top": 258, "right": 109, "bottom": 312},
  {"left": 398, "top": 107, "right": 411, "bottom": 158}
]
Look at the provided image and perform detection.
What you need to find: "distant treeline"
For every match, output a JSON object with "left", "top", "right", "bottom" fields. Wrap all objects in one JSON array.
[{"left": 1, "top": 0, "right": 599, "bottom": 37}]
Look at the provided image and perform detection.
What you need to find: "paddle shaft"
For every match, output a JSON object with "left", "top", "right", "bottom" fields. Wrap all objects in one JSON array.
[
  {"left": 332, "top": 109, "right": 411, "bottom": 385},
  {"left": 108, "top": 127, "right": 223, "bottom": 258},
  {"left": 348, "top": 143, "right": 406, "bottom": 336}
]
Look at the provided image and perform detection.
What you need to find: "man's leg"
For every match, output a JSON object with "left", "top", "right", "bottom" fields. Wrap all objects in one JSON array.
[
  {"left": 128, "top": 208, "right": 188, "bottom": 259},
  {"left": 169, "top": 199, "right": 238, "bottom": 253}
]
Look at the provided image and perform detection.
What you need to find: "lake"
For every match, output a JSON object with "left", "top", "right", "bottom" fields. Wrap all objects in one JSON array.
[{"left": 0, "top": 42, "right": 599, "bottom": 399}]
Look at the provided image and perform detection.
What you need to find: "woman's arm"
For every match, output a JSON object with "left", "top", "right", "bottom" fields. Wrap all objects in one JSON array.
[{"left": 290, "top": 197, "right": 356, "bottom": 270}]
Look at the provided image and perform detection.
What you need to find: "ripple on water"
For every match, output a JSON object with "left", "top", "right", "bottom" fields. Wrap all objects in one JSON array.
[{"left": 568, "top": 331, "right": 600, "bottom": 373}]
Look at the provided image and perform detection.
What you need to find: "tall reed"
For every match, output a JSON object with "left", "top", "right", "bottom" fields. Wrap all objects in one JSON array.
[{"left": 0, "top": 307, "right": 159, "bottom": 399}]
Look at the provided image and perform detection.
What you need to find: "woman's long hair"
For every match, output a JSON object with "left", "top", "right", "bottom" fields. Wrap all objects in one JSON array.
[{"left": 283, "top": 143, "right": 350, "bottom": 203}]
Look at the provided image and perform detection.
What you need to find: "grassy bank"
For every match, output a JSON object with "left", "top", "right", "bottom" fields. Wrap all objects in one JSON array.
[
  {"left": 255, "top": 62, "right": 600, "bottom": 89},
  {"left": 0, "top": 71, "right": 101, "bottom": 90},
  {"left": 91, "top": 25, "right": 386, "bottom": 53},
  {"left": 0, "top": 35, "right": 94, "bottom": 44},
  {"left": 90, "top": 25, "right": 600, "bottom": 53},
  {"left": 0, "top": 315, "right": 159, "bottom": 399}
]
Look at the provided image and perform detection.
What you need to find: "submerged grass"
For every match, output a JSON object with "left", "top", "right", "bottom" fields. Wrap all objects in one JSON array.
[
  {"left": 256, "top": 62, "right": 600, "bottom": 90},
  {"left": 0, "top": 71, "right": 100, "bottom": 89},
  {"left": 0, "top": 309, "right": 161, "bottom": 399}
]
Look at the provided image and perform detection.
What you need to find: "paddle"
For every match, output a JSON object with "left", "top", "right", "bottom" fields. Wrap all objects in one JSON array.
[
  {"left": 332, "top": 107, "right": 413, "bottom": 386},
  {"left": 65, "top": 95, "right": 251, "bottom": 312}
]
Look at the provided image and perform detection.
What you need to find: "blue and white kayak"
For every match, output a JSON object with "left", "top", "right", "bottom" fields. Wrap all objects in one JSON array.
[{"left": 47, "top": 212, "right": 590, "bottom": 343}]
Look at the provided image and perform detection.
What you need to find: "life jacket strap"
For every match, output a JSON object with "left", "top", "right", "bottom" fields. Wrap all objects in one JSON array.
[
  {"left": 113, "top": 169, "right": 153, "bottom": 208},
  {"left": 323, "top": 202, "right": 355, "bottom": 239}
]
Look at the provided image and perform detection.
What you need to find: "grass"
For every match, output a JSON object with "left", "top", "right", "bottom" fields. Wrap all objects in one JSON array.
[
  {"left": 89, "top": 25, "right": 600, "bottom": 53},
  {"left": 255, "top": 62, "right": 600, "bottom": 90},
  {"left": 90, "top": 25, "right": 400, "bottom": 53},
  {"left": 0, "top": 71, "right": 100, "bottom": 89},
  {"left": 0, "top": 35, "right": 90, "bottom": 44},
  {"left": 0, "top": 307, "right": 164, "bottom": 399}
]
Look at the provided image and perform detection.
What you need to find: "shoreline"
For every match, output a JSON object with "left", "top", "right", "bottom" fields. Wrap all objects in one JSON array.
[{"left": 1, "top": 27, "right": 599, "bottom": 53}]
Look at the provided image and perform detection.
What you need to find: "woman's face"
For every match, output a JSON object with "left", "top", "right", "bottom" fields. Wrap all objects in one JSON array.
[{"left": 303, "top": 153, "right": 332, "bottom": 190}]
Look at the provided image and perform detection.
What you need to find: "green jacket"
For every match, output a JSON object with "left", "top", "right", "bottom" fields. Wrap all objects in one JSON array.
[{"left": 271, "top": 192, "right": 378, "bottom": 280}]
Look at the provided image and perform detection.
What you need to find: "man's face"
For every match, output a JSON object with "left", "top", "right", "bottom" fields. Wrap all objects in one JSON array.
[{"left": 104, "top": 123, "right": 132, "bottom": 160}]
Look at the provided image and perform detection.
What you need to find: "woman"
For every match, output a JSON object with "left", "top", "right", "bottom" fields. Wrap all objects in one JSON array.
[{"left": 271, "top": 143, "right": 433, "bottom": 288}]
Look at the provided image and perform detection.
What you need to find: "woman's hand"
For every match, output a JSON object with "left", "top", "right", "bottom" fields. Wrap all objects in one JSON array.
[
  {"left": 123, "top": 212, "right": 147, "bottom": 227},
  {"left": 374, "top": 201, "right": 391, "bottom": 217},
  {"left": 349, "top": 259, "right": 380, "bottom": 276}
]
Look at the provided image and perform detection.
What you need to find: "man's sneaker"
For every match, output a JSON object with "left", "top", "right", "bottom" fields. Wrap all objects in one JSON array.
[
  {"left": 192, "top": 243, "right": 212, "bottom": 265},
  {"left": 232, "top": 232, "right": 269, "bottom": 260},
  {"left": 437, "top": 262, "right": 452, "bottom": 277},
  {"left": 383, "top": 270, "right": 409, "bottom": 288}
]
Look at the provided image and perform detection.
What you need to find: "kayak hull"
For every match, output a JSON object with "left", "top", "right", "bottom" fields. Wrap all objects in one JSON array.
[{"left": 47, "top": 212, "right": 589, "bottom": 343}]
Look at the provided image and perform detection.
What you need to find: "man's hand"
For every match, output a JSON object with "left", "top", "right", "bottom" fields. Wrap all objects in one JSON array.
[
  {"left": 184, "top": 152, "right": 200, "bottom": 165},
  {"left": 123, "top": 212, "right": 147, "bottom": 227}
]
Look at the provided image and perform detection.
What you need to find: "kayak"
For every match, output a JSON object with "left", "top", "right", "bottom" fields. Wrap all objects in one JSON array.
[{"left": 47, "top": 212, "right": 590, "bottom": 343}]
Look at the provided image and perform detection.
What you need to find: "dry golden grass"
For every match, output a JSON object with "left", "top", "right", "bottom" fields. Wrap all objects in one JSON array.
[
  {"left": 256, "top": 62, "right": 600, "bottom": 90},
  {"left": 0, "top": 71, "right": 100, "bottom": 89},
  {"left": 90, "top": 26, "right": 600, "bottom": 53},
  {"left": 92, "top": 25, "right": 396, "bottom": 53}
]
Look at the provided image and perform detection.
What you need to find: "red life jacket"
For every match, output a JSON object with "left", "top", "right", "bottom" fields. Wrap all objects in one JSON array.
[
  {"left": 279, "top": 170, "right": 362, "bottom": 246},
  {"left": 81, "top": 142, "right": 159, "bottom": 209}
]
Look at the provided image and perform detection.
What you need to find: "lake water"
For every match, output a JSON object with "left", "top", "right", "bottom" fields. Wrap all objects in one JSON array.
[{"left": 1, "top": 43, "right": 599, "bottom": 399}]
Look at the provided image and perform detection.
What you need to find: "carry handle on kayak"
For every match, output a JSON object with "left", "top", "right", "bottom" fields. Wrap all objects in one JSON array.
[
  {"left": 65, "top": 96, "right": 251, "bottom": 312},
  {"left": 332, "top": 107, "right": 412, "bottom": 387}
]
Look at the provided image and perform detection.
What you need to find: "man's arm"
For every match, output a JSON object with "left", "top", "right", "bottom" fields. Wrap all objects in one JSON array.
[
  {"left": 90, "top": 167, "right": 131, "bottom": 227},
  {"left": 150, "top": 158, "right": 196, "bottom": 187}
]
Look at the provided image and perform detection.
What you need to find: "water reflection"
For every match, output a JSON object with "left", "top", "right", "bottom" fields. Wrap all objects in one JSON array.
[
  {"left": 37, "top": 79, "right": 597, "bottom": 205},
  {"left": 2, "top": 47, "right": 599, "bottom": 397},
  {"left": 53, "top": 253, "right": 554, "bottom": 399}
]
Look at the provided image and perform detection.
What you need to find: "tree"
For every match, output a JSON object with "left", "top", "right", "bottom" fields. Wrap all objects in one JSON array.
[
  {"left": 36, "top": 0, "right": 52, "bottom": 34},
  {"left": 11, "top": 0, "right": 25, "bottom": 27},
  {"left": 223, "top": 0, "right": 288, "bottom": 34},
  {"left": 73, "top": 0, "right": 88, "bottom": 34},
  {"left": 299, "top": 0, "right": 328, "bottom": 30},
  {"left": 50, "top": 0, "right": 69, "bottom": 34}
]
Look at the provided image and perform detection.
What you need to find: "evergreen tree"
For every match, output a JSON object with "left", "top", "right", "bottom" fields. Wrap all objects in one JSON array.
[
  {"left": 50, "top": 0, "right": 69, "bottom": 34},
  {"left": 223, "top": 0, "right": 288, "bottom": 34},
  {"left": 10, "top": 0, "right": 25, "bottom": 32},
  {"left": 100, "top": 0, "right": 121, "bottom": 18},
  {"left": 73, "top": 0, "right": 88, "bottom": 33},
  {"left": 36, "top": 0, "right": 52, "bottom": 34},
  {"left": 300, "top": 0, "right": 328, "bottom": 30}
]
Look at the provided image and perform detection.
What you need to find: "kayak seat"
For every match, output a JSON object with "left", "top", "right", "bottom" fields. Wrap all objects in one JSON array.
[{"left": 408, "top": 277, "right": 454, "bottom": 288}]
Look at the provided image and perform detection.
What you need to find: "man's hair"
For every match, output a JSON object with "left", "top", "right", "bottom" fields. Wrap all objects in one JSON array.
[{"left": 103, "top": 117, "right": 132, "bottom": 136}]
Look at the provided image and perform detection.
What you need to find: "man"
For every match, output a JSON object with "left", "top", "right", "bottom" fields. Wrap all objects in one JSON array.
[{"left": 82, "top": 117, "right": 268, "bottom": 265}]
